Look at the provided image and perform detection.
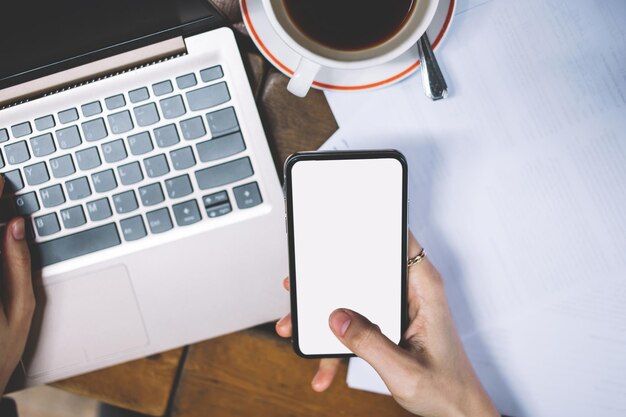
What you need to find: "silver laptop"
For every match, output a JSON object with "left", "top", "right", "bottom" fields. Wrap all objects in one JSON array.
[{"left": 1, "top": 0, "right": 288, "bottom": 388}]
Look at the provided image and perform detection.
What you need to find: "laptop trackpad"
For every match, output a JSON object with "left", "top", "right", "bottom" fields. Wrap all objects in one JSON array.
[{"left": 25, "top": 265, "right": 148, "bottom": 377}]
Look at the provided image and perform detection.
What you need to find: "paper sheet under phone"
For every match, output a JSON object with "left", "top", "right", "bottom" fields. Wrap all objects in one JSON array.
[{"left": 321, "top": 0, "right": 626, "bottom": 416}]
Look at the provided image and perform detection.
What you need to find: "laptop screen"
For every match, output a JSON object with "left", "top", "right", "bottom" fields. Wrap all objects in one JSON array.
[{"left": 0, "top": 0, "right": 221, "bottom": 91}]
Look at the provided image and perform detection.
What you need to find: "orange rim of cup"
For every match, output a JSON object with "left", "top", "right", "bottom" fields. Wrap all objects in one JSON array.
[{"left": 241, "top": 0, "right": 456, "bottom": 91}]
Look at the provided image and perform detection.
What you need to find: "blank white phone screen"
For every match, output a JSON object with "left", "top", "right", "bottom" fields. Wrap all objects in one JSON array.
[{"left": 291, "top": 157, "right": 404, "bottom": 356}]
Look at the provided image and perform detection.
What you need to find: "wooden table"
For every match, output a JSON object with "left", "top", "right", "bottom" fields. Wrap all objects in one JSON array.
[{"left": 53, "top": 2, "right": 413, "bottom": 416}]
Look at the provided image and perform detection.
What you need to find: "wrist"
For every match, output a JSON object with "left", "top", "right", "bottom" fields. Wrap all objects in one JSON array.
[
  {"left": 0, "top": 362, "right": 15, "bottom": 395},
  {"left": 0, "top": 377, "right": 8, "bottom": 396},
  {"left": 454, "top": 383, "right": 500, "bottom": 417}
]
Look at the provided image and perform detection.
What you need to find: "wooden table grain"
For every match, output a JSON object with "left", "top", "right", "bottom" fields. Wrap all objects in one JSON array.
[
  {"left": 171, "top": 327, "right": 414, "bottom": 417},
  {"left": 53, "top": 349, "right": 184, "bottom": 416},
  {"left": 47, "top": 1, "right": 410, "bottom": 415}
]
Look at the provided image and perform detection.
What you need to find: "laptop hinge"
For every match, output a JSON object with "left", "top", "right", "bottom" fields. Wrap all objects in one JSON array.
[{"left": 0, "top": 37, "right": 186, "bottom": 108}]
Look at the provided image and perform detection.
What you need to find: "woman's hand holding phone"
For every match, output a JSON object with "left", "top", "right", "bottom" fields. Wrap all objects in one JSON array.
[
  {"left": 276, "top": 231, "right": 500, "bottom": 417},
  {"left": 1, "top": 175, "right": 36, "bottom": 395}
]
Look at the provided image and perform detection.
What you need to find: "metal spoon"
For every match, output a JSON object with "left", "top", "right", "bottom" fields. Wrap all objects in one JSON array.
[{"left": 417, "top": 32, "right": 448, "bottom": 100}]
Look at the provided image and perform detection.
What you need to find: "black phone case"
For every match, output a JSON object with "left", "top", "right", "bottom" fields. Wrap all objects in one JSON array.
[{"left": 284, "top": 149, "right": 409, "bottom": 359}]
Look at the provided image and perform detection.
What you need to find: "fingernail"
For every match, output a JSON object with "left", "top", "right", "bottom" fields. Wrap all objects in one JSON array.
[
  {"left": 311, "top": 370, "right": 324, "bottom": 392},
  {"left": 332, "top": 310, "right": 352, "bottom": 337},
  {"left": 12, "top": 218, "right": 25, "bottom": 241},
  {"left": 276, "top": 313, "right": 289, "bottom": 328}
]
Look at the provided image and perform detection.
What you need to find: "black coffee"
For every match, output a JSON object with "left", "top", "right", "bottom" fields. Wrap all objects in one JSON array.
[{"left": 282, "top": 0, "right": 415, "bottom": 52}]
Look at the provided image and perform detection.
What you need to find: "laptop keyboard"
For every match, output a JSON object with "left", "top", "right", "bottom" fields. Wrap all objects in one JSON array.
[{"left": 0, "top": 65, "right": 264, "bottom": 267}]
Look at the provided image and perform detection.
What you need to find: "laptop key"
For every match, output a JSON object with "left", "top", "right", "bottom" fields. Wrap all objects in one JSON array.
[
  {"left": 4, "top": 170, "right": 24, "bottom": 192},
  {"left": 160, "top": 95, "right": 186, "bottom": 119},
  {"left": 5, "top": 141, "right": 30, "bottom": 164},
  {"left": 139, "top": 183, "right": 164, "bottom": 206},
  {"left": 30, "top": 133, "right": 56, "bottom": 157},
  {"left": 233, "top": 182, "right": 263, "bottom": 209},
  {"left": 113, "top": 190, "right": 139, "bottom": 214},
  {"left": 24, "top": 162, "right": 50, "bottom": 186},
  {"left": 86, "top": 197, "right": 113, "bottom": 221},
  {"left": 35, "top": 115, "right": 55, "bottom": 131},
  {"left": 108, "top": 110, "right": 134, "bottom": 134},
  {"left": 195, "top": 157, "right": 253, "bottom": 190},
  {"left": 206, "top": 107, "right": 239, "bottom": 137},
  {"left": 32, "top": 223, "right": 121, "bottom": 267},
  {"left": 14, "top": 192, "right": 40, "bottom": 215},
  {"left": 0, "top": 128, "right": 8, "bottom": 143},
  {"left": 58, "top": 108, "right": 79, "bottom": 124},
  {"left": 176, "top": 73, "right": 197, "bottom": 89},
  {"left": 92, "top": 169, "right": 117, "bottom": 193},
  {"left": 153, "top": 80, "right": 173, "bottom": 96},
  {"left": 34, "top": 213, "right": 61, "bottom": 237},
  {"left": 146, "top": 208, "right": 173, "bottom": 234},
  {"left": 196, "top": 132, "right": 246, "bottom": 163},
  {"left": 82, "top": 118, "right": 108, "bottom": 141},
  {"left": 102, "top": 139, "right": 128, "bottom": 163},
  {"left": 60, "top": 205, "right": 87, "bottom": 229},
  {"left": 40, "top": 184, "right": 65, "bottom": 208},
  {"left": 65, "top": 177, "right": 92, "bottom": 200},
  {"left": 11, "top": 122, "right": 32, "bottom": 138},
  {"left": 120, "top": 216, "right": 147, "bottom": 242},
  {"left": 173, "top": 199, "right": 201, "bottom": 226},
  {"left": 206, "top": 202, "right": 232, "bottom": 218},
  {"left": 117, "top": 161, "right": 144, "bottom": 186},
  {"left": 0, "top": 151, "right": 4, "bottom": 169},
  {"left": 170, "top": 146, "right": 196, "bottom": 170},
  {"left": 186, "top": 82, "right": 230, "bottom": 111},
  {"left": 76, "top": 146, "right": 102, "bottom": 170},
  {"left": 154, "top": 124, "right": 180, "bottom": 148},
  {"left": 128, "top": 132, "right": 154, "bottom": 155},
  {"left": 129, "top": 87, "right": 150, "bottom": 103},
  {"left": 203, "top": 191, "right": 228, "bottom": 207},
  {"left": 180, "top": 116, "right": 206, "bottom": 140},
  {"left": 134, "top": 103, "right": 160, "bottom": 127},
  {"left": 200, "top": 66, "right": 224, "bottom": 82},
  {"left": 144, "top": 154, "right": 170, "bottom": 178},
  {"left": 105, "top": 94, "right": 126, "bottom": 110},
  {"left": 50, "top": 154, "right": 76, "bottom": 178},
  {"left": 56, "top": 125, "right": 82, "bottom": 149},
  {"left": 81, "top": 101, "right": 102, "bottom": 117},
  {"left": 165, "top": 174, "right": 193, "bottom": 199}
]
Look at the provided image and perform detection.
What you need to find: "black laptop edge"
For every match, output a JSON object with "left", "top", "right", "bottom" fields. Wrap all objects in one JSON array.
[{"left": 0, "top": 0, "right": 227, "bottom": 92}]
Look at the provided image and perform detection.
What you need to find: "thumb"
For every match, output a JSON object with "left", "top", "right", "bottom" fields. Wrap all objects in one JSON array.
[
  {"left": 2, "top": 218, "right": 35, "bottom": 329},
  {"left": 329, "top": 309, "right": 417, "bottom": 390}
]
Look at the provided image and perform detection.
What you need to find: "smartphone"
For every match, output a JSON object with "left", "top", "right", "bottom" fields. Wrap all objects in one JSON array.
[{"left": 284, "top": 150, "right": 408, "bottom": 358}]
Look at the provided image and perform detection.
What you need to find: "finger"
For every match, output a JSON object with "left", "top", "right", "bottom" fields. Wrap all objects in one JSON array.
[
  {"left": 275, "top": 312, "right": 292, "bottom": 338},
  {"left": 311, "top": 358, "right": 341, "bottom": 392},
  {"left": 408, "top": 230, "right": 440, "bottom": 278},
  {"left": 2, "top": 218, "right": 35, "bottom": 328},
  {"left": 329, "top": 309, "right": 419, "bottom": 393},
  {"left": 0, "top": 174, "right": 5, "bottom": 196},
  {"left": 407, "top": 230, "right": 445, "bottom": 313},
  {"left": 407, "top": 229, "right": 421, "bottom": 255},
  {"left": 283, "top": 276, "right": 290, "bottom": 291}
]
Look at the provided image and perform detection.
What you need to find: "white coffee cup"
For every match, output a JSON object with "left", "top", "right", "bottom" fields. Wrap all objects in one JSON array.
[{"left": 262, "top": 0, "right": 439, "bottom": 97}]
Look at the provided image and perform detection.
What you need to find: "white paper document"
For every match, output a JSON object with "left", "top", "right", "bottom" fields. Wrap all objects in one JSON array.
[{"left": 322, "top": 0, "right": 626, "bottom": 416}]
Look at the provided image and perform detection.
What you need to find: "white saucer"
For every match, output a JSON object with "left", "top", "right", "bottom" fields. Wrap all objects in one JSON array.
[{"left": 241, "top": 0, "right": 456, "bottom": 92}]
